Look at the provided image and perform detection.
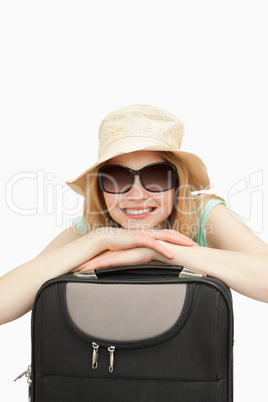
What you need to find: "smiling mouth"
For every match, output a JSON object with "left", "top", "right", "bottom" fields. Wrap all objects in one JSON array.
[{"left": 122, "top": 207, "right": 156, "bottom": 216}]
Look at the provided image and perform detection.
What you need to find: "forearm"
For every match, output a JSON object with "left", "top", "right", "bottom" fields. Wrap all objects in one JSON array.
[
  {"left": 0, "top": 234, "right": 104, "bottom": 325},
  {"left": 157, "top": 242, "right": 268, "bottom": 303},
  {"left": 1, "top": 227, "right": 191, "bottom": 325}
]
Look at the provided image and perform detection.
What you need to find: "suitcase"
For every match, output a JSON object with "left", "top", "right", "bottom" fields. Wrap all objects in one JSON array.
[{"left": 26, "top": 264, "right": 234, "bottom": 401}]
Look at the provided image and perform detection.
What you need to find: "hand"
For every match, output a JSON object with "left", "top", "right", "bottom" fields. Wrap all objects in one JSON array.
[
  {"left": 91, "top": 226, "right": 197, "bottom": 260},
  {"left": 74, "top": 228, "right": 199, "bottom": 272},
  {"left": 74, "top": 247, "right": 156, "bottom": 272}
]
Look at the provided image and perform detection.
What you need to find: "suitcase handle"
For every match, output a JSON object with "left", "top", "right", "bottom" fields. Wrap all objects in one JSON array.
[{"left": 73, "top": 264, "right": 206, "bottom": 279}]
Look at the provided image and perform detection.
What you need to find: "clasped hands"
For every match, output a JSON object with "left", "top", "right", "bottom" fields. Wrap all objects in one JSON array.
[{"left": 73, "top": 227, "right": 198, "bottom": 272}]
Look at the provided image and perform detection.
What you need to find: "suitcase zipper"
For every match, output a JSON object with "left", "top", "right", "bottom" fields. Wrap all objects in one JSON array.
[
  {"left": 91, "top": 343, "right": 116, "bottom": 373},
  {"left": 14, "top": 365, "right": 32, "bottom": 384},
  {"left": 92, "top": 342, "right": 99, "bottom": 369},
  {"left": 108, "top": 346, "right": 115, "bottom": 373},
  {"left": 14, "top": 365, "right": 32, "bottom": 401}
]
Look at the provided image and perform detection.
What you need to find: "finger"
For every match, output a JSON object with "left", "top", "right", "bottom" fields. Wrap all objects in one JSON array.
[
  {"left": 150, "top": 230, "right": 195, "bottom": 246},
  {"left": 127, "top": 235, "right": 172, "bottom": 259},
  {"left": 81, "top": 247, "right": 155, "bottom": 271},
  {"left": 72, "top": 263, "right": 87, "bottom": 272},
  {"left": 80, "top": 252, "right": 125, "bottom": 271},
  {"left": 130, "top": 229, "right": 194, "bottom": 247},
  {"left": 108, "top": 229, "right": 194, "bottom": 254},
  {"left": 73, "top": 256, "right": 104, "bottom": 272},
  {"left": 136, "top": 240, "right": 174, "bottom": 259},
  {"left": 109, "top": 231, "right": 171, "bottom": 258}
]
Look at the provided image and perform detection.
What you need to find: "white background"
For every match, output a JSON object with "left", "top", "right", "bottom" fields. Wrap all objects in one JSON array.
[{"left": 0, "top": 1, "right": 267, "bottom": 400}]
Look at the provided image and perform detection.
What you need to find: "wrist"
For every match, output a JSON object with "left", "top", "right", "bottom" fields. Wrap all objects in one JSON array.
[
  {"left": 154, "top": 240, "right": 173, "bottom": 264},
  {"left": 88, "top": 226, "right": 123, "bottom": 253},
  {"left": 87, "top": 227, "right": 109, "bottom": 253}
]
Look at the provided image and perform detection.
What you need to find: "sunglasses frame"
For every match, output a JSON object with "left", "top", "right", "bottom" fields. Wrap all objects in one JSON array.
[{"left": 98, "top": 162, "right": 178, "bottom": 194}]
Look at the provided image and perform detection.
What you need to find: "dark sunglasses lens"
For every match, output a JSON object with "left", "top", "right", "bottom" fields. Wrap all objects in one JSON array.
[
  {"left": 141, "top": 164, "right": 175, "bottom": 191},
  {"left": 100, "top": 166, "right": 133, "bottom": 193}
]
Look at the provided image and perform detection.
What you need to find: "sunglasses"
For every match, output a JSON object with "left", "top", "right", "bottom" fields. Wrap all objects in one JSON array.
[{"left": 98, "top": 162, "right": 178, "bottom": 194}]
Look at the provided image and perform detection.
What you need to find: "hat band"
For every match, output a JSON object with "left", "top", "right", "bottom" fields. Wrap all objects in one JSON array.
[{"left": 98, "top": 135, "right": 179, "bottom": 159}]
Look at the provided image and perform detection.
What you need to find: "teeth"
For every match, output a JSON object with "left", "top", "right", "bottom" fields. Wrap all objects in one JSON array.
[{"left": 124, "top": 208, "right": 154, "bottom": 215}]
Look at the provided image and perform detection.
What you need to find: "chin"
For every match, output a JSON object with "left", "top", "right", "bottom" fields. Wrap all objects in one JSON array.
[{"left": 122, "top": 220, "right": 164, "bottom": 231}]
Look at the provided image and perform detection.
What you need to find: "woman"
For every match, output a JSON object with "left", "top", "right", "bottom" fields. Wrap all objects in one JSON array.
[{"left": 0, "top": 104, "right": 267, "bottom": 325}]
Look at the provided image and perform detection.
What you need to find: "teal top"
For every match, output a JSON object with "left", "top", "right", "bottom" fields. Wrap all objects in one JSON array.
[
  {"left": 72, "top": 198, "right": 226, "bottom": 247},
  {"left": 193, "top": 198, "right": 226, "bottom": 246}
]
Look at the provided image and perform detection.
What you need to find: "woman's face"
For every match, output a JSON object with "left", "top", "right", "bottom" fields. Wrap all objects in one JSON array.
[{"left": 102, "top": 151, "right": 176, "bottom": 230}]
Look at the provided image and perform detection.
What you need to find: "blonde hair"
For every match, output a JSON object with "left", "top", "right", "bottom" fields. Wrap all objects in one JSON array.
[{"left": 82, "top": 151, "right": 224, "bottom": 239}]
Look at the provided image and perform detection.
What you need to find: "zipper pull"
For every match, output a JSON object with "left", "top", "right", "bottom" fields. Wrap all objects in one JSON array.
[
  {"left": 14, "top": 365, "right": 32, "bottom": 384},
  {"left": 92, "top": 342, "right": 99, "bottom": 369},
  {"left": 108, "top": 346, "right": 115, "bottom": 373}
]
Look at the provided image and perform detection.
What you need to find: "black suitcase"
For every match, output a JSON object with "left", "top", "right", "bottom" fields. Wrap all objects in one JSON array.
[{"left": 28, "top": 264, "right": 234, "bottom": 401}]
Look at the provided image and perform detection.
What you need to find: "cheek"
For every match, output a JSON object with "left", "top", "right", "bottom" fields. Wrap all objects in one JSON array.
[
  {"left": 103, "top": 193, "right": 121, "bottom": 216},
  {"left": 103, "top": 193, "right": 113, "bottom": 210},
  {"left": 168, "top": 189, "right": 175, "bottom": 210},
  {"left": 158, "top": 189, "right": 175, "bottom": 213}
]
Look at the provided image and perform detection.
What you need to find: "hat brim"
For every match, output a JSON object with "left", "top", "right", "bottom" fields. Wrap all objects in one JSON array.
[{"left": 66, "top": 141, "right": 210, "bottom": 196}]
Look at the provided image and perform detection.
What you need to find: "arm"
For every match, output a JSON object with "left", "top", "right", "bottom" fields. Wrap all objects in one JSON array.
[
  {"left": 0, "top": 226, "right": 103, "bottom": 325},
  {"left": 78, "top": 205, "right": 268, "bottom": 302},
  {"left": 0, "top": 225, "right": 195, "bottom": 325},
  {"left": 156, "top": 204, "right": 268, "bottom": 302}
]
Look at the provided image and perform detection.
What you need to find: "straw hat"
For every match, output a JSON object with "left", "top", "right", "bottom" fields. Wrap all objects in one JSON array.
[{"left": 66, "top": 105, "right": 210, "bottom": 196}]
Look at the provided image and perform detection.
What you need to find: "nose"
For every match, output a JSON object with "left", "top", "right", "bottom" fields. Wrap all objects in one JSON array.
[{"left": 125, "top": 175, "right": 148, "bottom": 199}]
